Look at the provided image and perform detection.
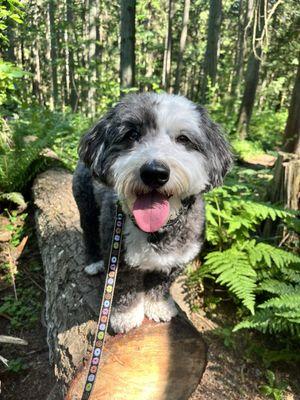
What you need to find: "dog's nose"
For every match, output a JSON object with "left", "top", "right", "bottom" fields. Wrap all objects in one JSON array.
[{"left": 140, "top": 161, "right": 170, "bottom": 189}]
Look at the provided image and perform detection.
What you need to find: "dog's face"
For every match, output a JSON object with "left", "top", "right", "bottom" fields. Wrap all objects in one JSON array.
[{"left": 79, "top": 93, "right": 232, "bottom": 233}]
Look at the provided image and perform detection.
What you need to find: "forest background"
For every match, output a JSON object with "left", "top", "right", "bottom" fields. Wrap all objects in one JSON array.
[{"left": 0, "top": 0, "right": 299, "bottom": 399}]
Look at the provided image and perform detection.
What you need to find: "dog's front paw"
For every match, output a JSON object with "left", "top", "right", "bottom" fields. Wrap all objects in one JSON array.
[
  {"left": 110, "top": 298, "right": 144, "bottom": 333},
  {"left": 84, "top": 261, "right": 104, "bottom": 275},
  {"left": 144, "top": 296, "right": 178, "bottom": 323}
]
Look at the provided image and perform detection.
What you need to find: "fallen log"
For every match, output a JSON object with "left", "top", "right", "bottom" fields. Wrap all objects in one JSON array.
[{"left": 33, "top": 168, "right": 207, "bottom": 400}]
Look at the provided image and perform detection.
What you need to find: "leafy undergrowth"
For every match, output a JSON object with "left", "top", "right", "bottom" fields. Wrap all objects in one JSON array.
[
  {"left": 187, "top": 175, "right": 300, "bottom": 399},
  {"left": 0, "top": 204, "right": 55, "bottom": 399},
  {"left": 0, "top": 205, "right": 44, "bottom": 346},
  {"left": 0, "top": 107, "right": 91, "bottom": 193}
]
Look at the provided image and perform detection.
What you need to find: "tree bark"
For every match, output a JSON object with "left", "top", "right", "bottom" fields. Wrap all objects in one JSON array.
[
  {"left": 33, "top": 169, "right": 101, "bottom": 399},
  {"left": 282, "top": 56, "right": 300, "bottom": 155},
  {"left": 162, "top": 0, "right": 174, "bottom": 92},
  {"left": 236, "top": 0, "right": 265, "bottom": 139},
  {"left": 229, "top": 0, "right": 254, "bottom": 101},
  {"left": 200, "top": 0, "right": 222, "bottom": 104},
  {"left": 120, "top": 0, "right": 136, "bottom": 92},
  {"left": 48, "top": 0, "right": 58, "bottom": 108},
  {"left": 30, "top": 1, "right": 43, "bottom": 103},
  {"left": 6, "top": 20, "right": 16, "bottom": 62},
  {"left": 268, "top": 152, "right": 300, "bottom": 211},
  {"left": 236, "top": 52, "right": 261, "bottom": 138},
  {"left": 66, "top": 0, "right": 78, "bottom": 111},
  {"left": 87, "top": 0, "right": 99, "bottom": 116},
  {"left": 174, "top": 0, "right": 190, "bottom": 94}
]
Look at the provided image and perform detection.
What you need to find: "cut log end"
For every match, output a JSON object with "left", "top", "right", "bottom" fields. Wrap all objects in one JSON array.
[{"left": 66, "top": 316, "right": 207, "bottom": 400}]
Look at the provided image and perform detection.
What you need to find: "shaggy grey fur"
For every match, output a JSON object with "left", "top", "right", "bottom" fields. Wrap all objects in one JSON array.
[{"left": 72, "top": 92, "right": 232, "bottom": 333}]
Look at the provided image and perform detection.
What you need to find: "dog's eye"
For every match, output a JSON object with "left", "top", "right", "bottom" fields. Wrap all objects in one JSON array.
[
  {"left": 125, "top": 129, "right": 140, "bottom": 142},
  {"left": 176, "top": 135, "right": 191, "bottom": 145}
]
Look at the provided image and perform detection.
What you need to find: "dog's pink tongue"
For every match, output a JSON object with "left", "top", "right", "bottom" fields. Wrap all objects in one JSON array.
[{"left": 133, "top": 192, "right": 170, "bottom": 233}]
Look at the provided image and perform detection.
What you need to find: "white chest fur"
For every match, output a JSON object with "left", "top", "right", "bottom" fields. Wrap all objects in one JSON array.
[{"left": 123, "top": 219, "right": 200, "bottom": 273}]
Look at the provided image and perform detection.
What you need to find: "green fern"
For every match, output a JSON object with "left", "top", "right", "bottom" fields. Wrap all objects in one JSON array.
[
  {"left": 201, "top": 248, "right": 257, "bottom": 314},
  {"left": 192, "top": 184, "right": 300, "bottom": 339},
  {"left": 204, "top": 186, "right": 294, "bottom": 247},
  {"left": 234, "top": 306, "right": 300, "bottom": 337},
  {"left": 243, "top": 241, "right": 300, "bottom": 269},
  {"left": 233, "top": 265, "right": 300, "bottom": 337},
  {"left": 259, "top": 293, "right": 300, "bottom": 310},
  {"left": 259, "top": 280, "right": 297, "bottom": 295}
]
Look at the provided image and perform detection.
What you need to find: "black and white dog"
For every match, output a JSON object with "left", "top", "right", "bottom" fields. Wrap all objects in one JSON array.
[{"left": 73, "top": 92, "right": 232, "bottom": 333}]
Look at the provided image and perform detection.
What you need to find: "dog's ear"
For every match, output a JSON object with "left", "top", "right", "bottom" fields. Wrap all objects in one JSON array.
[
  {"left": 197, "top": 106, "right": 233, "bottom": 189},
  {"left": 79, "top": 118, "right": 106, "bottom": 169},
  {"left": 78, "top": 109, "right": 116, "bottom": 179}
]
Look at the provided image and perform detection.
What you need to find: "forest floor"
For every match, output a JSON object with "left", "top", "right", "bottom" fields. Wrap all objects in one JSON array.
[
  {"left": 0, "top": 157, "right": 299, "bottom": 400},
  {"left": 189, "top": 313, "right": 300, "bottom": 400}
]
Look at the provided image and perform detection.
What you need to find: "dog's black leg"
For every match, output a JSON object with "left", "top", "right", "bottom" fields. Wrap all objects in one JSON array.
[
  {"left": 143, "top": 269, "right": 180, "bottom": 322},
  {"left": 72, "top": 162, "right": 102, "bottom": 272},
  {"left": 110, "top": 268, "right": 145, "bottom": 333}
]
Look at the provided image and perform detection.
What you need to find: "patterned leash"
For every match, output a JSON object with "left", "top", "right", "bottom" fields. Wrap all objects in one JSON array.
[{"left": 81, "top": 202, "right": 125, "bottom": 400}]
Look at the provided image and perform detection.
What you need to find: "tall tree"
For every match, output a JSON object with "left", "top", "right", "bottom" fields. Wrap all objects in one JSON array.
[
  {"left": 87, "top": 0, "right": 100, "bottom": 115},
  {"left": 236, "top": 0, "right": 265, "bottom": 139},
  {"left": 174, "top": 0, "right": 191, "bottom": 94},
  {"left": 48, "top": 0, "right": 58, "bottom": 108},
  {"left": 282, "top": 55, "right": 300, "bottom": 155},
  {"left": 120, "top": 0, "right": 136, "bottom": 92},
  {"left": 30, "top": 1, "right": 42, "bottom": 103},
  {"left": 66, "top": 0, "right": 77, "bottom": 111},
  {"left": 230, "top": 0, "right": 254, "bottom": 101},
  {"left": 200, "top": 0, "right": 222, "bottom": 103},
  {"left": 162, "top": 0, "right": 174, "bottom": 92}
]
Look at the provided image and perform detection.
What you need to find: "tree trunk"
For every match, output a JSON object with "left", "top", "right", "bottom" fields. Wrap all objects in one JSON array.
[
  {"left": 30, "top": 2, "right": 43, "bottom": 103},
  {"left": 200, "top": 0, "right": 222, "bottom": 104},
  {"left": 236, "top": 52, "right": 261, "bottom": 139},
  {"left": 48, "top": 0, "right": 58, "bottom": 108},
  {"left": 268, "top": 152, "right": 300, "bottom": 211},
  {"left": 6, "top": 20, "right": 16, "bottom": 62},
  {"left": 33, "top": 168, "right": 207, "bottom": 399},
  {"left": 174, "top": 0, "right": 190, "bottom": 94},
  {"left": 120, "top": 0, "right": 136, "bottom": 92},
  {"left": 87, "top": 0, "right": 100, "bottom": 116},
  {"left": 33, "top": 169, "right": 101, "bottom": 399},
  {"left": 236, "top": 0, "right": 265, "bottom": 139},
  {"left": 66, "top": 0, "right": 77, "bottom": 111},
  {"left": 282, "top": 56, "right": 300, "bottom": 155},
  {"left": 162, "top": 0, "right": 174, "bottom": 92},
  {"left": 229, "top": 0, "right": 254, "bottom": 102}
]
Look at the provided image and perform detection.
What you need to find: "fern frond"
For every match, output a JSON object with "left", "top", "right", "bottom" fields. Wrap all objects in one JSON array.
[
  {"left": 243, "top": 241, "right": 300, "bottom": 269},
  {"left": 234, "top": 309, "right": 300, "bottom": 337},
  {"left": 280, "top": 266, "right": 300, "bottom": 283},
  {"left": 275, "top": 310, "right": 300, "bottom": 323},
  {"left": 236, "top": 200, "right": 293, "bottom": 221},
  {"left": 259, "top": 279, "right": 296, "bottom": 295},
  {"left": 259, "top": 293, "right": 300, "bottom": 310},
  {"left": 204, "top": 248, "right": 256, "bottom": 314}
]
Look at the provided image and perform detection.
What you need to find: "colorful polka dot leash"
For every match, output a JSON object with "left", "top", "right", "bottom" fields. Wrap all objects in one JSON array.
[{"left": 81, "top": 202, "right": 125, "bottom": 400}]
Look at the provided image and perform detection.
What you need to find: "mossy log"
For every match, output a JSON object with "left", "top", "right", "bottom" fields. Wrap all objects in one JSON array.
[{"left": 33, "top": 168, "right": 207, "bottom": 400}]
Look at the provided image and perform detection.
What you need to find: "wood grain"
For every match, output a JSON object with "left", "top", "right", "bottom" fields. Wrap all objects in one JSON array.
[{"left": 66, "top": 316, "right": 206, "bottom": 400}]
